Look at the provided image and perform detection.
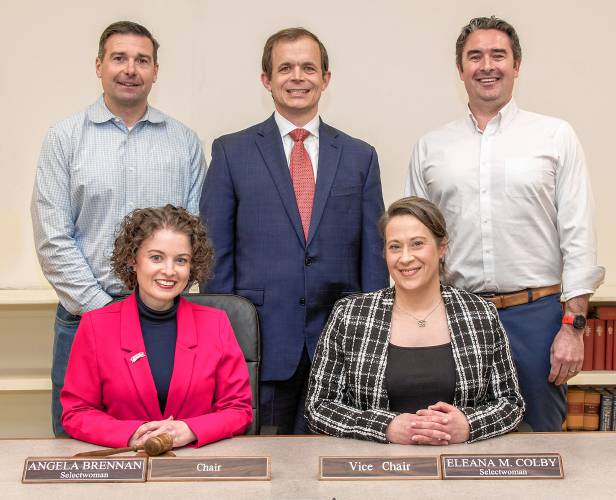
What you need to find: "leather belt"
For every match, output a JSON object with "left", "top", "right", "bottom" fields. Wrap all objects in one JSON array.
[{"left": 479, "top": 284, "right": 561, "bottom": 310}]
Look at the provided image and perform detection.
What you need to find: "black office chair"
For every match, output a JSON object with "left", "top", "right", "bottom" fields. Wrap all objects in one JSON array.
[{"left": 182, "top": 293, "right": 260, "bottom": 435}]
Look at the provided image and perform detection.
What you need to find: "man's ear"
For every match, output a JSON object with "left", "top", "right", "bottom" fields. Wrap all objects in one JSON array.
[
  {"left": 321, "top": 71, "right": 331, "bottom": 90},
  {"left": 457, "top": 63, "right": 464, "bottom": 81},
  {"left": 261, "top": 72, "right": 272, "bottom": 92},
  {"left": 513, "top": 59, "right": 521, "bottom": 78},
  {"left": 95, "top": 57, "right": 103, "bottom": 78}
]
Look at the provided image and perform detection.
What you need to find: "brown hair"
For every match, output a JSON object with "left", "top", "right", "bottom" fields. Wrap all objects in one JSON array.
[
  {"left": 379, "top": 196, "right": 448, "bottom": 246},
  {"left": 456, "top": 16, "right": 522, "bottom": 70},
  {"left": 111, "top": 204, "right": 213, "bottom": 290},
  {"left": 98, "top": 21, "right": 160, "bottom": 64},
  {"left": 379, "top": 197, "right": 449, "bottom": 278},
  {"left": 262, "top": 27, "right": 329, "bottom": 79}
]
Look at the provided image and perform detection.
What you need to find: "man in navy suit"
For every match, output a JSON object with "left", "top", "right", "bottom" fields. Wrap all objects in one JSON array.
[{"left": 200, "top": 27, "right": 388, "bottom": 434}]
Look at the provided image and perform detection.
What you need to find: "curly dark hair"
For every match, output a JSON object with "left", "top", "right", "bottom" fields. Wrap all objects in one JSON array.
[{"left": 111, "top": 204, "right": 214, "bottom": 290}]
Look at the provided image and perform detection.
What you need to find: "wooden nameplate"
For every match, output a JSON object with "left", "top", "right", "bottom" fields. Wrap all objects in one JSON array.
[
  {"left": 147, "top": 456, "right": 270, "bottom": 481},
  {"left": 22, "top": 456, "right": 147, "bottom": 483},
  {"left": 441, "top": 453, "right": 563, "bottom": 479},
  {"left": 319, "top": 456, "right": 440, "bottom": 480}
]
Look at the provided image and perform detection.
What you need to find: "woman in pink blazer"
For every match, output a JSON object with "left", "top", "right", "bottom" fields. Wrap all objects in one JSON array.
[{"left": 61, "top": 205, "right": 252, "bottom": 448}]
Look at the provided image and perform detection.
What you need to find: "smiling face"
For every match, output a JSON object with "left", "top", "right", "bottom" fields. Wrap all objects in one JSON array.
[
  {"left": 458, "top": 29, "right": 519, "bottom": 113},
  {"left": 96, "top": 33, "right": 158, "bottom": 116},
  {"left": 261, "top": 36, "right": 330, "bottom": 126},
  {"left": 385, "top": 214, "right": 447, "bottom": 296},
  {"left": 133, "top": 228, "right": 191, "bottom": 311}
]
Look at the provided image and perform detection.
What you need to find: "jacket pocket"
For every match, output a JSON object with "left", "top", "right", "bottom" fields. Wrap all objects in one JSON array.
[{"left": 330, "top": 184, "right": 362, "bottom": 196}]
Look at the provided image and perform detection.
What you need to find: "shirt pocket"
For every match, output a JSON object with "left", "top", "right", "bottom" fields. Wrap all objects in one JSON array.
[{"left": 504, "top": 157, "right": 554, "bottom": 198}]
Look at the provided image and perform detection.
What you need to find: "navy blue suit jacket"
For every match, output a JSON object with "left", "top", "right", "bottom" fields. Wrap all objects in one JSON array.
[{"left": 200, "top": 115, "right": 389, "bottom": 381}]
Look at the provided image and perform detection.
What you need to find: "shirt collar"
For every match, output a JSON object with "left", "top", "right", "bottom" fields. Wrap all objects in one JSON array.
[
  {"left": 466, "top": 98, "right": 519, "bottom": 133},
  {"left": 87, "top": 95, "right": 166, "bottom": 125},
  {"left": 274, "top": 111, "right": 320, "bottom": 140}
]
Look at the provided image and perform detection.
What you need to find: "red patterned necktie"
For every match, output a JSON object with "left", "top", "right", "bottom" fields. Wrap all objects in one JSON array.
[{"left": 289, "top": 128, "right": 315, "bottom": 240}]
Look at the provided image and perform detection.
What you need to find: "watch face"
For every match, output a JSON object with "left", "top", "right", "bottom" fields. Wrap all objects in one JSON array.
[{"left": 572, "top": 315, "right": 587, "bottom": 329}]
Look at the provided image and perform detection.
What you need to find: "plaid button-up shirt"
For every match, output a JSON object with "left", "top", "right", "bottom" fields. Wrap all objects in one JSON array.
[{"left": 31, "top": 96, "right": 206, "bottom": 315}]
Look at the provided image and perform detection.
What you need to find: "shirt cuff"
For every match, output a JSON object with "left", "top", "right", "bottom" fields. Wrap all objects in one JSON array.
[
  {"left": 82, "top": 290, "right": 114, "bottom": 314},
  {"left": 562, "top": 265, "right": 606, "bottom": 301}
]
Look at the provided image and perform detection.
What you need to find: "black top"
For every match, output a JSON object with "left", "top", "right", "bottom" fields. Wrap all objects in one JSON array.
[
  {"left": 385, "top": 342, "right": 456, "bottom": 414},
  {"left": 136, "top": 291, "right": 179, "bottom": 414}
]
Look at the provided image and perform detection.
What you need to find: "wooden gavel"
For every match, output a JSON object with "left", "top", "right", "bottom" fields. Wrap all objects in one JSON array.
[{"left": 73, "top": 433, "right": 174, "bottom": 457}]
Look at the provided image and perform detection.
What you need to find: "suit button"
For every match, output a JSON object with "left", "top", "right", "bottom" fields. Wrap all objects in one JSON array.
[
  {"left": 299, "top": 297, "right": 306, "bottom": 305},
  {"left": 304, "top": 256, "right": 312, "bottom": 266}
]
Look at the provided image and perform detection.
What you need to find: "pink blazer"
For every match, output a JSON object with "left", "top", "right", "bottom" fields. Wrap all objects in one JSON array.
[{"left": 61, "top": 294, "right": 252, "bottom": 448}]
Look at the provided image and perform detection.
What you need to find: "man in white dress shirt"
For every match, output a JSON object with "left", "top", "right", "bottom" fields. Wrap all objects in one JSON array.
[{"left": 406, "top": 16, "right": 604, "bottom": 431}]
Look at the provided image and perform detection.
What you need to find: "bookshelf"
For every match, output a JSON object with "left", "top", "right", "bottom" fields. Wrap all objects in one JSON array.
[
  {"left": 576, "top": 297, "right": 616, "bottom": 385},
  {"left": 0, "top": 295, "right": 56, "bottom": 437},
  {"left": 569, "top": 371, "right": 616, "bottom": 386}
]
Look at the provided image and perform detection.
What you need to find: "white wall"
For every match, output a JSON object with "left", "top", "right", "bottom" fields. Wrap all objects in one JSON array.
[{"left": 2, "top": 0, "right": 614, "bottom": 296}]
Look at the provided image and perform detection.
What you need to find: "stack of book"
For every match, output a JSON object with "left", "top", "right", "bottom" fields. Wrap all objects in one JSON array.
[
  {"left": 582, "top": 308, "right": 615, "bottom": 370},
  {"left": 566, "top": 387, "right": 615, "bottom": 431}
]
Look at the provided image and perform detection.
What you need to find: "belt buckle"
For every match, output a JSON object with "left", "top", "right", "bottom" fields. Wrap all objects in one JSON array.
[{"left": 479, "top": 292, "right": 497, "bottom": 298}]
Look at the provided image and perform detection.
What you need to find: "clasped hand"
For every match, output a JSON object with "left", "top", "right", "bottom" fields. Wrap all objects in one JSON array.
[
  {"left": 129, "top": 416, "right": 196, "bottom": 449},
  {"left": 385, "top": 402, "right": 470, "bottom": 445}
]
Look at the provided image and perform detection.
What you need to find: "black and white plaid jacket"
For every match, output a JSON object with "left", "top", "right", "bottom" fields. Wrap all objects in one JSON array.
[{"left": 306, "top": 286, "right": 524, "bottom": 443}]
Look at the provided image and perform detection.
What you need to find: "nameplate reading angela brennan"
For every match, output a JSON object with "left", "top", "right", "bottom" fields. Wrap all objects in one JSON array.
[
  {"left": 320, "top": 456, "right": 440, "bottom": 480},
  {"left": 22, "top": 457, "right": 147, "bottom": 483},
  {"left": 441, "top": 454, "right": 563, "bottom": 479},
  {"left": 147, "top": 457, "right": 270, "bottom": 481}
]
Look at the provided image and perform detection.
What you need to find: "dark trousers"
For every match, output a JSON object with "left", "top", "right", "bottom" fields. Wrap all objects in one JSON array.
[
  {"left": 51, "top": 304, "right": 81, "bottom": 436},
  {"left": 259, "top": 347, "right": 311, "bottom": 434},
  {"left": 498, "top": 294, "right": 566, "bottom": 432}
]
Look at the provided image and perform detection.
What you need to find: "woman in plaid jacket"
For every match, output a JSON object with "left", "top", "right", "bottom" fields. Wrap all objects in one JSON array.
[{"left": 306, "top": 197, "right": 524, "bottom": 444}]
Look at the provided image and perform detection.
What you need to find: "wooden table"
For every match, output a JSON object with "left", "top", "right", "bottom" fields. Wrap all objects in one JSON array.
[{"left": 3, "top": 433, "right": 615, "bottom": 499}]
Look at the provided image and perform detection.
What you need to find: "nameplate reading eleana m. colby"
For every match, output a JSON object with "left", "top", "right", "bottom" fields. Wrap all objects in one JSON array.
[
  {"left": 319, "top": 456, "right": 440, "bottom": 480},
  {"left": 441, "top": 454, "right": 563, "bottom": 479},
  {"left": 147, "top": 457, "right": 270, "bottom": 481},
  {"left": 22, "top": 457, "right": 147, "bottom": 483}
]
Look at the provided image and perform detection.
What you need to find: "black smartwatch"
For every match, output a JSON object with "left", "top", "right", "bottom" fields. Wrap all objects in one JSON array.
[{"left": 562, "top": 313, "right": 587, "bottom": 330}]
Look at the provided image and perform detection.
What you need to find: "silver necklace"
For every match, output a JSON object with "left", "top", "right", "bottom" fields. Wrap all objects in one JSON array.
[{"left": 394, "top": 299, "right": 442, "bottom": 328}]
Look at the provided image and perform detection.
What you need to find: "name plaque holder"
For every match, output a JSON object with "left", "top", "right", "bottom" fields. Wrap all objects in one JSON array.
[
  {"left": 147, "top": 456, "right": 271, "bottom": 481},
  {"left": 319, "top": 456, "right": 441, "bottom": 480},
  {"left": 441, "top": 453, "right": 564, "bottom": 479},
  {"left": 22, "top": 456, "right": 147, "bottom": 483}
]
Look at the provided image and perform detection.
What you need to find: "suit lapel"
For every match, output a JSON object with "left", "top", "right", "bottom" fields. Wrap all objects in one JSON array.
[
  {"left": 255, "top": 114, "right": 305, "bottom": 246},
  {"left": 164, "top": 297, "right": 197, "bottom": 418},
  {"left": 307, "top": 120, "right": 341, "bottom": 245},
  {"left": 120, "top": 294, "right": 162, "bottom": 420}
]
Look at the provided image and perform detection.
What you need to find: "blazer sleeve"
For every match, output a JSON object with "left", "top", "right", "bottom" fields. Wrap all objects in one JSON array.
[
  {"left": 458, "top": 303, "right": 525, "bottom": 442},
  {"left": 199, "top": 138, "right": 235, "bottom": 293},
  {"left": 360, "top": 147, "right": 389, "bottom": 292},
  {"left": 306, "top": 301, "right": 397, "bottom": 443},
  {"left": 182, "top": 312, "right": 252, "bottom": 447},
  {"left": 60, "top": 314, "right": 145, "bottom": 447}
]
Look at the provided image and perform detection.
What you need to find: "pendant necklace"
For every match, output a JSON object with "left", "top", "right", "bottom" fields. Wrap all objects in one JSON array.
[{"left": 394, "top": 299, "right": 442, "bottom": 328}]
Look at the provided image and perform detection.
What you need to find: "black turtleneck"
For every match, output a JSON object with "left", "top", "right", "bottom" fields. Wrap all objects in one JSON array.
[{"left": 136, "top": 291, "right": 179, "bottom": 414}]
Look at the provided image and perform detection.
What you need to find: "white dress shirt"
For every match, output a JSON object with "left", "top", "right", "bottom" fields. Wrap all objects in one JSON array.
[
  {"left": 407, "top": 99, "right": 604, "bottom": 301},
  {"left": 275, "top": 111, "right": 320, "bottom": 179}
]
